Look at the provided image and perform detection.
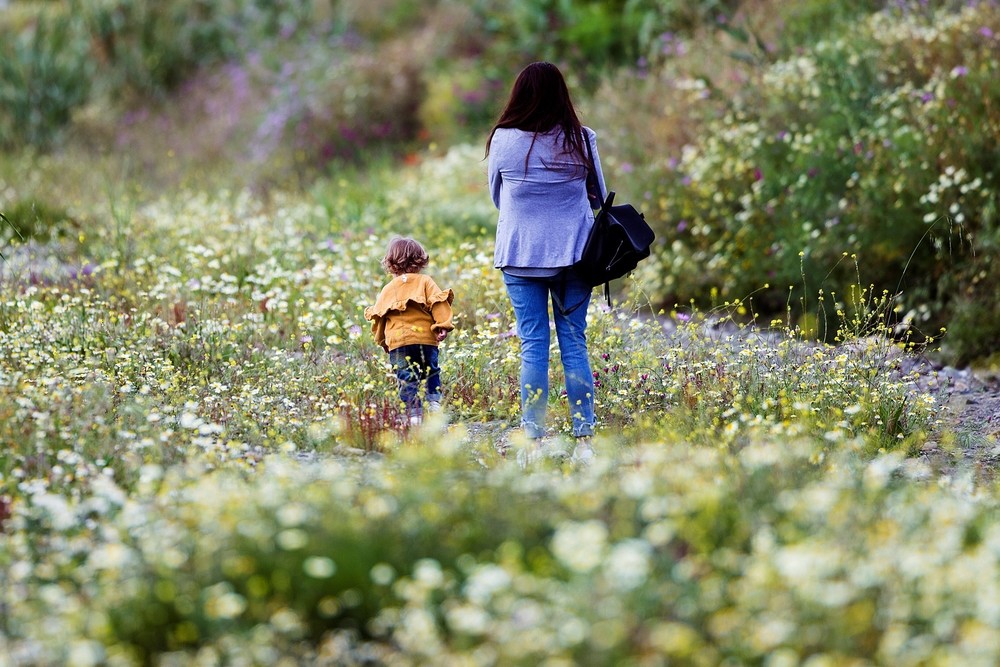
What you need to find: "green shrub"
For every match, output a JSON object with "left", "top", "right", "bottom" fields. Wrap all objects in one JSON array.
[
  {"left": 98, "top": 455, "right": 565, "bottom": 658},
  {"left": 941, "top": 257, "right": 1000, "bottom": 363},
  {"left": 253, "top": 43, "right": 425, "bottom": 170},
  {"left": 82, "top": 0, "right": 241, "bottom": 96},
  {"left": 776, "top": 0, "right": 884, "bottom": 51},
  {"left": 333, "top": 0, "right": 432, "bottom": 40},
  {"left": 0, "top": 11, "right": 91, "bottom": 148},
  {"left": 636, "top": 1, "right": 1000, "bottom": 361},
  {"left": 419, "top": 63, "right": 503, "bottom": 145},
  {"left": 475, "top": 0, "right": 741, "bottom": 73}
]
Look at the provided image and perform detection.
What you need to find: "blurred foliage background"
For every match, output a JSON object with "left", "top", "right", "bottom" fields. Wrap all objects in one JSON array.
[{"left": 1, "top": 0, "right": 998, "bottom": 364}]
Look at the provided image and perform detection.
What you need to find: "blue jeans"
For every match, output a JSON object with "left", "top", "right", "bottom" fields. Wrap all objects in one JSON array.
[
  {"left": 388, "top": 345, "right": 441, "bottom": 418},
  {"left": 503, "top": 272, "right": 596, "bottom": 438}
]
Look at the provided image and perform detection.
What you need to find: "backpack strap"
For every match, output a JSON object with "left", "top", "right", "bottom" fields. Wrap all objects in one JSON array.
[
  {"left": 583, "top": 131, "right": 613, "bottom": 309},
  {"left": 552, "top": 269, "right": 604, "bottom": 316},
  {"left": 583, "top": 130, "right": 604, "bottom": 207}
]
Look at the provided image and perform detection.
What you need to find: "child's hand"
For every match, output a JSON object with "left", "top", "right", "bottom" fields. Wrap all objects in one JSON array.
[
  {"left": 381, "top": 342, "right": 389, "bottom": 352},
  {"left": 435, "top": 329, "right": 449, "bottom": 342}
]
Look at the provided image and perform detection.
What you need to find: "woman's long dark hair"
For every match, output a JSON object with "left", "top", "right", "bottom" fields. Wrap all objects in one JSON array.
[{"left": 485, "top": 62, "right": 587, "bottom": 168}]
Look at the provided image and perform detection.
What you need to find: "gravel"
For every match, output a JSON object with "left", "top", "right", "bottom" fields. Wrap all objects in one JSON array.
[{"left": 901, "top": 355, "right": 1000, "bottom": 477}]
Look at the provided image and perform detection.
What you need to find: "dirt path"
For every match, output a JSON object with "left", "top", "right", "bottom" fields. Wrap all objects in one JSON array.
[{"left": 902, "top": 356, "right": 1000, "bottom": 476}]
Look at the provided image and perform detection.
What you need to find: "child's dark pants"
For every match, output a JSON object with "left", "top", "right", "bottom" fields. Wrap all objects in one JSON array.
[{"left": 388, "top": 344, "right": 441, "bottom": 418}]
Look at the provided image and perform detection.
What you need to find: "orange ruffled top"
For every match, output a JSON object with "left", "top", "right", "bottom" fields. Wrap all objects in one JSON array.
[{"left": 364, "top": 273, "right": 455, "bottom": 351}]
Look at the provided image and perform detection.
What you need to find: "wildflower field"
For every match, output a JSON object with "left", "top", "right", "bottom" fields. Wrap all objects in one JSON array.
[
  {"left": 1, "top": 141, "right": 998, "bottom": 665},
  {"left": 3, "top": 0, "right": 1000, "bottom": 664}
]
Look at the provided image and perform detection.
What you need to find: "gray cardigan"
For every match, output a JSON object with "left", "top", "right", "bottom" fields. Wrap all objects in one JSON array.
[{"left": 489, "top": 126, "right": 607, "bottom": 273}]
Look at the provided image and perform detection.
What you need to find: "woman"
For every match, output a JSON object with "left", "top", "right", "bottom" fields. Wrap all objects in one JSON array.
[{"left": 486, "top": 61, "right": 607, "bottom": 462}]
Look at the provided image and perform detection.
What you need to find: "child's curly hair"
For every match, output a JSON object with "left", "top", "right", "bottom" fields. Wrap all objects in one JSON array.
[{"left": 381, "top": 236, "right": 429, "bottom": 275}]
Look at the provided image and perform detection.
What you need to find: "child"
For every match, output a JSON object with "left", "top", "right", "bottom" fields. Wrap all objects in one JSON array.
[{"left": 364, "top": 237, "right": 455, "bottom": 425}]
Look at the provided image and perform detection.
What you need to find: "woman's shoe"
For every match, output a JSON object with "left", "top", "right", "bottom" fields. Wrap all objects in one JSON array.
[{"left": 570, "top": 438, "right": 595, "bottom": 465}]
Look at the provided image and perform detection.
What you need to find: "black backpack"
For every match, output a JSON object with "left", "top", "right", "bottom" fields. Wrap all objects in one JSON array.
[{"left": 573, "top": 190, "right": 655, "bottom": 306}]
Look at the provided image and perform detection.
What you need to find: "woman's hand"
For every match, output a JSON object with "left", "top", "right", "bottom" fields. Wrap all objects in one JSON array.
[{"left": 436, "top": 329, "right": 449, "bottom": 342}]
